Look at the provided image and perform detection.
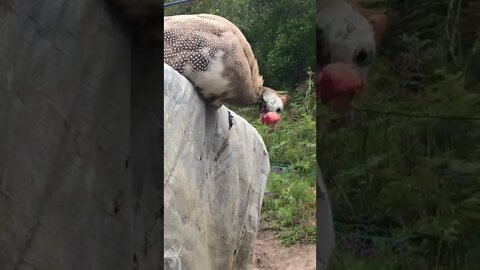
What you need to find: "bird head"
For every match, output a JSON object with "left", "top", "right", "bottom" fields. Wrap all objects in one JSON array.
[
  {"left": 259, "top": 87, "right": 287, "bottom": 129},
  {"left": 316, "top": 0, "right": 387, "bottom": 114}
]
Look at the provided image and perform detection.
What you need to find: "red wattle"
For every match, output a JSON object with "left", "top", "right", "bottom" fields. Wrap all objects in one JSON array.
[
  {"left": 260, "top": 112, "right": 280, "bottom": 126},
  {"left": 317, "top": 63, "right": 365, "bottom": 105}
]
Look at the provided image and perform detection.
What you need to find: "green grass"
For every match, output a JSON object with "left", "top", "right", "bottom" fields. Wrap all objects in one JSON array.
[{"left": 235, "top": 70, "right": 317, "bottom": 246}]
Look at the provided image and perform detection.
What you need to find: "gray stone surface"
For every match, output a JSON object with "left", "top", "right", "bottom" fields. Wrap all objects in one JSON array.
[
  {"left": 0, "top": 1, "right": 161, "bottom": 269},
  {"left": 164, "top": 63, "right": 270, "bottom": 270}
]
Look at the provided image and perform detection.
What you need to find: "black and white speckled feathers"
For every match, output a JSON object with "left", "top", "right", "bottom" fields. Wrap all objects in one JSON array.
[{"left": 164, "top": 14, "right": 270, "bottom": 108}]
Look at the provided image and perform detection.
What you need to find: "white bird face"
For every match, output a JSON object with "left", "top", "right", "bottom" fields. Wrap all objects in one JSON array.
[
  {"left": 260, "top": 87, "right": 287, "bottom": 114},
  {"left": 317, "top": 0, "right": 377, "bottom": 79},
  {"left": 263, "top": 93, "right": 284, "bottom": 114}
]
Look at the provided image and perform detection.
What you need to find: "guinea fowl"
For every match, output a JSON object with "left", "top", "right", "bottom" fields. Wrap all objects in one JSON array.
[
  {"left": 164, "top": 14, "right": 287, "bottom": 128},
  {"left": 316, "top": 0, "right": 387, "bottom": 114}
]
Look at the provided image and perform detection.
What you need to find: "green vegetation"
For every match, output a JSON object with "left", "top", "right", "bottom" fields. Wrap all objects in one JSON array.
[
  {"left": 239, "top": 71, "right": 317, "bottom": 246},
  {"left": 320, "top": 0, "right": 480, "bottom": 269},
  {"left": 165, "top": 0, "right": 317, "bottom": 246}
]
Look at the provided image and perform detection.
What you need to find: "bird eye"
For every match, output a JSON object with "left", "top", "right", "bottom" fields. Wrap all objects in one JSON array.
[
  {"left": 276, "top": 108, "right": 282, "bottom": 113},
  {"left": 354, "top": 48, "right": 372, "bottom": 67}
]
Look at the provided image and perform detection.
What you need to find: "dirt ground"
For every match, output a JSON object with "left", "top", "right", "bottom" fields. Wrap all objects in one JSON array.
[{"left": 248, "top": 229, "right": 316, "bottom": 270}]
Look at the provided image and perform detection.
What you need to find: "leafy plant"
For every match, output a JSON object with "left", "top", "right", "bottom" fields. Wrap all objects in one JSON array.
[{"left": 239, "top": 76, "right": 316, "bottom": 246}]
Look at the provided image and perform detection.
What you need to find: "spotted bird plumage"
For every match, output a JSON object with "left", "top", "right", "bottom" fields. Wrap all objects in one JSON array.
[{"left": 164, "top": 14, "right": 286, "bottom": 128}]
